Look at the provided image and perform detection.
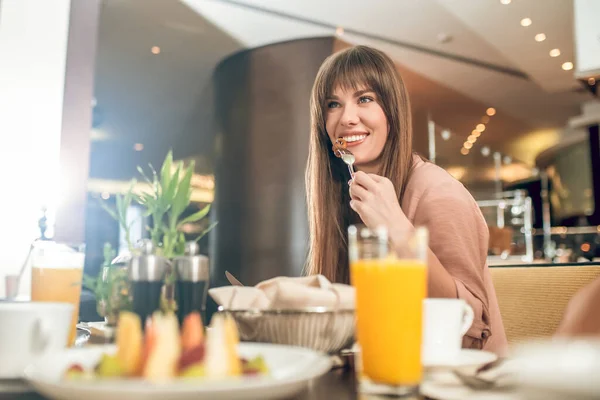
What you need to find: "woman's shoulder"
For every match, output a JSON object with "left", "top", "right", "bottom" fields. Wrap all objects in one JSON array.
[
  {"left": 403, "top": 155, "right": 477, "bottom": 213},
  {"left": 406, "top": 155, "right": 466, "bottom": 195}
]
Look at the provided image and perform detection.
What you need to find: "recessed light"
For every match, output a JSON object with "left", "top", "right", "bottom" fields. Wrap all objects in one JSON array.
[
  {"left": 534, "top": 33, "right": 546, "bottom": 42},
  {"left": 151, "top": 46, "right": 161, "bottom": 55},
  {"left": 589, "top": 77, "right": 596, "bottom": 85},
  {"left": 468, "top": 135, "right": 477, "bottom": 143},
  {"left": 464, "top": 142, "right": 473, "bottom": 149},
  {"left": 500, "top": 0, "right": 511, "bottom": 4},
  {"left": 520, "top": 18, "right": 532, "bottom": 27},
  {"left": 101, "top": 192, "right": 110, "bottom": 200},
  {"left": 476, "top": 124, "right": 486, "bottom": 132},
  {"left": 460, "top": 148, "right": 470, "bottom": 155},
  {"left": 481, "top": 146, "right": 491, "bottom": 156},
  {"left": 336, "top": 27, "right": 344, "bottom": 36},
  {"left": 562, "top": 62, "right": 574, "bottom": 71},
  {"left": 473, "top": 130, "right": 481, "bottom": 138},
  {"left": 549, "top": 48, "right": 561, "bottom": 57},
  {"left": 441, "top": 130, "right": 451, "bottom": 140},
  {"left": 486, "top": 107, "right": 496, "bottom": 116},
  {"left": 134, "top": 143, "right": 144, "bottom": 151}
]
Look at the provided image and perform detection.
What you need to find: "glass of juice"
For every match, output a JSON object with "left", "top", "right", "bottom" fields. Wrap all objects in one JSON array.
[
  {"left": 349, "top": 225, "right": 428, "bottom": 396},
  {"left": 31, "top": 242, "right": 85, "bottom": 346}
]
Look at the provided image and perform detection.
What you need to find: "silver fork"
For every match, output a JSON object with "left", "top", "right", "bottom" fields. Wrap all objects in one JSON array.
[{"left": 335, "top": 147, "right": 356, "bottom": 179}]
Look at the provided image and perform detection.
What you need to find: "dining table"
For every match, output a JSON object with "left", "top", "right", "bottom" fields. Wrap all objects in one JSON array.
[
  {"left": 2, "top": 369, "right": 432, "bottom": 400},
  {"left": 1, "top": 328, "right": 511, "bottom": 400}
]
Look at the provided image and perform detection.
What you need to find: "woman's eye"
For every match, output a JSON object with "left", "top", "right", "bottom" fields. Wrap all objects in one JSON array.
[
  {"left": 327, "top": 101, "right": 340, "bottom": 109},
  {"left": 358, "top": 96, "right": 374, "bottom": 104}
]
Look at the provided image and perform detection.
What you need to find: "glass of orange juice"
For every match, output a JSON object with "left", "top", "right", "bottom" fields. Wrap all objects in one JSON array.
[
  {"left": 349, "top": 225, "right": 428, "bottom": 396},
  {"left": 31, "top": 242, "right": 85, "bottom": 346}
]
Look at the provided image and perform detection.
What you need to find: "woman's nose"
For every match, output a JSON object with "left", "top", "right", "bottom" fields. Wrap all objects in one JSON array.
[{"left": 340, "top": 104, "right": 359, "bottom": 126}]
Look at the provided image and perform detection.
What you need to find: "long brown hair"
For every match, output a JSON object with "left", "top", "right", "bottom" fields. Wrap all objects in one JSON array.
[{"left": 305, "top": 45, "right": 414, "bottom": 283}]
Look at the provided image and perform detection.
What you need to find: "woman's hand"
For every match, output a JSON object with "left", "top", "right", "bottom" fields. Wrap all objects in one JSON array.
[{"left": 349, "top": 171, "right": 410, "bottom": 232}]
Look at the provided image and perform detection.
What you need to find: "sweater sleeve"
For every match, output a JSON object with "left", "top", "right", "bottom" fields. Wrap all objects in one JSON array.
[{"left": 412, "top": 181, "right": 492, "bottom": 349}]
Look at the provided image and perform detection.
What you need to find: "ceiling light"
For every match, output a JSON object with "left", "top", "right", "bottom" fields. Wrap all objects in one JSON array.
[
  {"left": 473, "top": 130, "right": 481, "bottom": 138},
  {"left": 476, "top": 124, "right": 486, "bottom": 132},
  {"left": 562, "top": 62, "right": 574, "bottom": 71},
  {"left": 589, "top": 77, "right": 596, "bottom": 85},
  {"left": 486, "top": 107, "right": 496, "bottom": 116},
  {"left": 549, "top": 48, "right": 561, "bottom": 57},
  {"left": 468, "top": 135, "right": 477, "bottom": 143},
  {"left": 520, "top": 18, "right": 532, "bottom": 27},
  {"left": 134, "top": 143, "right": 144, "bottom": 151},
  {"left": 151, "top": 46, "right": 161, "bottom": 54},
  {"left": 534, "top": 33, "right": 546, "bottom": 42},
  {"left": 460, "top": 148, "right": 470, "bottom": 155},
  {"left": 336, "top": 27, "right": 344, "bottom": 36},
  {"left": 464, "top": 142, "right": 473, "bottom": 149},
  {"left": 101, "top": 192, "right": 110, "bottom": 200},
  {"left": 500, "top": 0, "right": 511, "bottom": 4},
  {"left": 441, "top": 129, "right": 451, "bottom": 140},
  {"left": 481, "top": 116, "right": 490, "bottom": 124},
  {"left": 481, "top": 146, "right": 491, "bottom": 156}
]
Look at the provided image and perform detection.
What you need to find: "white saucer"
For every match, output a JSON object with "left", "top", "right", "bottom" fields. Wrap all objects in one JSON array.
[{"left": 424, "top": 349, "right": 497, "bottom": 371}]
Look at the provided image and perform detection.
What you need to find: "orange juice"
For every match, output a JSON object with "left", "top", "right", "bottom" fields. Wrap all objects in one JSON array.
[
  {"left": 351, "top": 258, "right": 427, "bottom": 385},
  {"left": 31, "top": 267, "right": 83, "bottom": 346}
]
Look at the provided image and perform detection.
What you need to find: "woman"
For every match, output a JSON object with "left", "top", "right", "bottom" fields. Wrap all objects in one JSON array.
[{"left": 305, "top": 45, "right": 507, "bottom": 354}]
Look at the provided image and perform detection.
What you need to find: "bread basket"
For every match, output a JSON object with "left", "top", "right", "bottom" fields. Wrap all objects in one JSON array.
[{"left": 218, "top": 306, "right": 355, "bottom": 354}]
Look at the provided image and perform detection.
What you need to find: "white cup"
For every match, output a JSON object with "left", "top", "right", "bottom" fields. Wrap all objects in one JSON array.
[
  {"left": 422, "top": 298, "right": 474, "bottom": 365},
  {"left": 0, "top": 301, "right": 73, "bottom": 378}
]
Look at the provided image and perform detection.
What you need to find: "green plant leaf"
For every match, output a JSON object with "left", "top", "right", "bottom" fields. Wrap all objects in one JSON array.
[
  {"left": 177, "top": 205, "right": 211, "bottom": 227},
  {"left": 160, "top": 150, "right": 173, "bottom": 196},
  {"left": 171, "top": 161, "right": 194, "bottom": 222},
  {"left": 194, "top": 221, "right": 218, "bottom": 242},
  {"left": 163, "top": 163, "right": 180, "bottom": 208},
  {"left": 137, "top": 166, "right": 153, "bottom": 186}
]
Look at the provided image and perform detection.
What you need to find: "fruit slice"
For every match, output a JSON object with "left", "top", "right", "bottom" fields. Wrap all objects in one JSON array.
[
  {"left": 181, "top": 312, "right": 204, "bottom": 352},
  {"left": 178, "top": 343, "right": 206, "bottom": 372},
  {"left": 115, "top": 312, "right": 143, "bottom": 376},
  {"left": 137, "top": 317, "right": 157, "bottom": 376},
  {"left": 204, "top": 314, "right": 242, "bottom": 379},
  {"left": 143, "top": 312, "right": 181, "bottom": 382},
  {"left": 179, "top": 362, "right": 206, "bottom": 379},
  {"left": 224, "top": 315, "right": 241, "bottom": 376},
  {"left": 96, "top": 353, "right": 125, "bottom": 378}
]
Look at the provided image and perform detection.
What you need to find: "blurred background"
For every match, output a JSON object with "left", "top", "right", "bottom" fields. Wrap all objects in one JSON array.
[{"left": 1, "top": 0, "right": 599, "bottom": 297}]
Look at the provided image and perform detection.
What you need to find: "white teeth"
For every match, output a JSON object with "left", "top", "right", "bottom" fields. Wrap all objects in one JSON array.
[{"left": 345, "top": 134, "right": 367, "bottom": 143}]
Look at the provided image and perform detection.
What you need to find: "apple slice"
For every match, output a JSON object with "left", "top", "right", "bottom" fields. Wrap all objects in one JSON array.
[
  {"left": 115, "top": 312, "right": 143, "bottom": 376},
  {"left": 143, "top": 312, "right": 181, "bottom": 382},
  {"left": 178, "top": 342, "right": 205, "bottom": 371},
  {"left": 204, "top": 314, "right": 242, "bottom": 379},
  {"left": 181, "top": 312, "right": 204, "bottom": 352}
]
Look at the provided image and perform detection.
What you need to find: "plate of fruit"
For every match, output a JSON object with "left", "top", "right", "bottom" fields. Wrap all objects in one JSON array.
[{"left": 24, "top": 311, "right": 332, "bottom": 400}]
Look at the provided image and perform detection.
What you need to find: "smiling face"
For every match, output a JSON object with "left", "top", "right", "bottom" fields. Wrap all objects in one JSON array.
[{"left": 325, "top": 86, "right": 389, "bottom": 173}]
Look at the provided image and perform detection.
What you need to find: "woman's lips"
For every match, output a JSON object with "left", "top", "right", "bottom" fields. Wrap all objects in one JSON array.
[{"left": 343, "top": 134, "right": 368, "bottom": 147}]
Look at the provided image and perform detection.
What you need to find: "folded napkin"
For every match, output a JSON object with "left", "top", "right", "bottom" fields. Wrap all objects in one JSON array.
[{"left": 209, "top": 274, "right": 355, "bottom": 310}]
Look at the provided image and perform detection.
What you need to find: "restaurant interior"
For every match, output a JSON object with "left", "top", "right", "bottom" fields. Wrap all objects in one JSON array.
[{"left": 1, "top": 0, "right": 600, "bottom": 399}]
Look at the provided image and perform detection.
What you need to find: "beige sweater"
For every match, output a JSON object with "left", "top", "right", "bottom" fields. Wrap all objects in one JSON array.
[{"left": 402, "top": 156, "right": 508, "bottom": 355}]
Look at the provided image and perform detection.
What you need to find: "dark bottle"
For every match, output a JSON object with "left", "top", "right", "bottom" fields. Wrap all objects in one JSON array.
[
  {"left": 174, "top": 242, "right": 209, "bottom": 326},
  {"left": 128, "top": 240, "right": 170, "bottom": 328}
]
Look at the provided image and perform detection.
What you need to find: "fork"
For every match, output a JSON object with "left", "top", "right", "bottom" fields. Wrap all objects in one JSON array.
[{"left": 334, "top": 147, "right": 356, "bottom": 179}]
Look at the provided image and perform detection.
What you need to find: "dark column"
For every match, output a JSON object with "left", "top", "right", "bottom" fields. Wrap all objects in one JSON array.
[{"left": 210, "top": 37, "right": 334, "bottom": 303}]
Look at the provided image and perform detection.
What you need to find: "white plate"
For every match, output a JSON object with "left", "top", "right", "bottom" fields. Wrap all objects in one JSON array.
[
  {"left": 24, "top": 343, "right": 332, "bottom": 400},
  {"left": 425, "top": 349, "right": 498, "bottom": 371}
]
